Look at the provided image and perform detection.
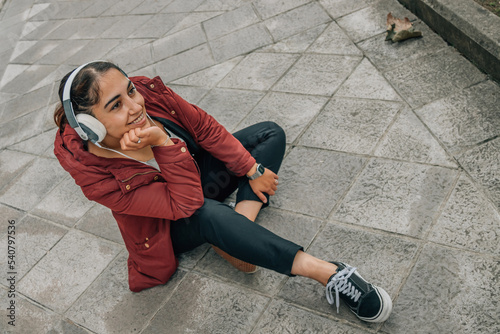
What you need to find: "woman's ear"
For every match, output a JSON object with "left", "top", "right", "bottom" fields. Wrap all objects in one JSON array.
[{"left": 76, "top": 114, "right": 107, "bottom": 143}]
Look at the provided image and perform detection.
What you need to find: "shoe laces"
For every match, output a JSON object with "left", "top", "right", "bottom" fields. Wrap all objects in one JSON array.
[{"left": 325, "top": 265, "right": 362, "bottom": 313}]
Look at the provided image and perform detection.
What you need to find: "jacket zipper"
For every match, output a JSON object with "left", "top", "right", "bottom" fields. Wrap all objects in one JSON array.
[{"left": 120, "top": 171, "right": 158, "bottom": 183}]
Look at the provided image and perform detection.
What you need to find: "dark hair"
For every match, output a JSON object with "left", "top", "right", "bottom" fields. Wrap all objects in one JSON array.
[{"left": 53, "top": 61, "right": 124, "bottom": 131}]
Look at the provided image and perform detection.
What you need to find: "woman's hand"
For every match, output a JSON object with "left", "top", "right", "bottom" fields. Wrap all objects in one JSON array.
[
  {"left": 120, "top": 126, "right": 170, "bottom": 151},
  {"left": 249, "top": 168, "right": 279, "bottom": 203}
]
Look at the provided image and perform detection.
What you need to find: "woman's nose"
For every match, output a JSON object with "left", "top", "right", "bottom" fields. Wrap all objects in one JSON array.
[{"left": 127, "top": 97, "right": 142, "bottom": 113}]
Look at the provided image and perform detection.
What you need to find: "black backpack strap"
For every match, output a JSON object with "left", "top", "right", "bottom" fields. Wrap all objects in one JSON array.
[{"left": 151, "top": 116, "right": 201, "bottom": 155}]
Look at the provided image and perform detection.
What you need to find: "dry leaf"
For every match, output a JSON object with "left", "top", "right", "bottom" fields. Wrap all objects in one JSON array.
[{"left": 386, "top": 12, "right": 422, "bottom": 42}]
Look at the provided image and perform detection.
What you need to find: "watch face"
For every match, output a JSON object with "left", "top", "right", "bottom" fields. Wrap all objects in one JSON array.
[{"left": 257, "top": 164, "right": 265, "bottom": 174}]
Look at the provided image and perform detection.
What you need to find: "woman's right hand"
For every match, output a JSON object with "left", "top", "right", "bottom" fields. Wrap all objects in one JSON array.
[
  {"left": 120, "top": 126, "right": 171, "bottom": 151},
  {"left": 248, "top": 168, "right": 279, "bottom": 203}
]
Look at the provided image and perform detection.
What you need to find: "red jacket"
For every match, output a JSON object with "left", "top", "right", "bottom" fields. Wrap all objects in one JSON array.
[{"left": 54, "top": 76, "right": 256, "bottom": 292}]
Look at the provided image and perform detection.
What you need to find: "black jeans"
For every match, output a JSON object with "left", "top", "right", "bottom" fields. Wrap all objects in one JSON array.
[{"left": 170, "top": 122, "right": 302, "bottom": 275}]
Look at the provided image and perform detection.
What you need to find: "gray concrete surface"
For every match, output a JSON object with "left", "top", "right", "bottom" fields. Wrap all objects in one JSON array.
[{"left": 0, "top": 0, "right": 499, "bottom": 333}]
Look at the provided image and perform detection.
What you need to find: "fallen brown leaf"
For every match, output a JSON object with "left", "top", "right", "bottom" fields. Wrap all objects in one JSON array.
[{"left": 386, "top": 12, "right": 422, "bottom": 42}]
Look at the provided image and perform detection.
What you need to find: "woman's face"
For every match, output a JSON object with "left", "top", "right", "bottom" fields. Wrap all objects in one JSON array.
[{"left": 91, "top": 68, "right": 147, "bottom": 142}]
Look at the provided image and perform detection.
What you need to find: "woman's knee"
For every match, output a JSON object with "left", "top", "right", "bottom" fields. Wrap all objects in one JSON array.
[
  {"left": 261, "top": 121, "right": 286, "bottom": 151},
  {"left": 265, "top": 121, "right": 286, "bottom": 142}
]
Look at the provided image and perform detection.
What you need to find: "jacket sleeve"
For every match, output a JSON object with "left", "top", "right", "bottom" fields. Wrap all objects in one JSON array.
[
  {"left": 82, "top": 140, "right": 204, "bottom": 220},
  {"left": 166, "top": 86, "right": 256, "bottom": 177}
]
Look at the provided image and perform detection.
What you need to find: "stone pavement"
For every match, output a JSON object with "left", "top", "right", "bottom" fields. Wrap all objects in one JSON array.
[{"left": 0, "top": 0, "right": 499, "bottom": 333}]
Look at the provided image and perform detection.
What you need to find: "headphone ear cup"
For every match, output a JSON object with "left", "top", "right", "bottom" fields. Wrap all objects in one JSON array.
[{"left": 75, "top": 114, "right": 106, "bottom": 143}]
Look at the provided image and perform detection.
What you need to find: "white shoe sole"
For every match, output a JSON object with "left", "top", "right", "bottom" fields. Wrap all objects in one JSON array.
[{"left": 357, "top": 286, "right": 393, "bottom": 323}]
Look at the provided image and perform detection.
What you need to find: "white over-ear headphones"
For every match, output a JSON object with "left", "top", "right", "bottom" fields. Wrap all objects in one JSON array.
[
  {"left": 62, "top": 61, "right": 127, "bottom": 143},
  {"left": 74, "top": 113, "right": 107, "bottom": 143}
]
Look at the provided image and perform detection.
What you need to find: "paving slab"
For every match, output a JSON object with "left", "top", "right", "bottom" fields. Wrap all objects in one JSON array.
[
  {"left": 299, "top": 98, "right": 403, "bottom": 154},
  {"left": 65, "top": 252, "right": 184, "bottom": 334},
  {"left": 254, "top": 299, "right": 369, "bottom": 334},
  {"left": 167, "top": 11, "right": 223, "bottom": 34},
  {"left": 195, "top": 0, "right": 250, "bottom": 12},
  {"left": 428, "top": 173, "right": 500, "bottom": 255},
  {"left": 102, "top": 15, "right": 154, "bottom": 39},
  {"left": 155, "top": 43, "right": 215, "bottom": 82},
  {"left": 0, "top": 156, "right": 66, "bottom": 211},
  {"left": 130, "top": 13, "right": 187, "bottom": 39},
  {"left": 209, "top": 23, "right": 273, "bottom": 62},
  {"left": 196, "top": 88, "right": 265, "bottom": 131},
  {"left": 160, "top": 0, "right": 205, "bottom": 13},
  {"left": 333, "top": 158, "right": 457, "bottom": 237},
  {"left": 101, "top": 0, "right": 141, "bottom": 17},
  {"left": 319, "top": 0, "right": 378, "bottom": 19},
  {"left": 264, "top": 2, "right": 331, "bottom": 41},
  {"left": 374, "top": 108, "right": 457, "bottom": 168},
  {"left": 20, "top": 19, "right": 65, "bottom": 41},
  {"left": 167, "top": 84, "right": 210, "bottom": 104},
  {"left": 260, "top": 24, "right": 327, "bottom": 53},
  {"left": 37, "top": 39, "right": 90, "bottom": 65},
  {"left": 0, "top": 214, "right": 67, "bottom": 282},
  {"left": 272, "top": 147, "right": 367, "bottom": 218},
  {"left": 0, "top": 149, "right": 35, "bottom": 190},
  {"left": 129, "top": 0, "right": 172, "bottom": 15},
  {"left": 65, "top": 39, "right": 122, "bottom": 65},
  {"left": 0, "top": 295, "right": 90, "bottom": 334},
  {"left": 415, "top": 80, "right": 500, "bottom": 155},
  {"left": 458, "top": 138, "right": 500, "bottom": 209},
  {"left": 382, "top": 243, "right": 500, "bottom": 333},
  {"left": 31, "top": 177, "right": 95, "bottom": 227},
  {"left": 218, "top": 52, "right": 300, "bottom": 91},
  {"left": 76, "top": 1, "right": 114, "bottom": 18},
  {"left": 75, "top": 203, "right": 125, "bottom": 245},
  {"left": 152, "top": 23, "right": 206, "bottom": 62},
  {"left": 273, "top": 54, "right": 362, "bottom": 96},
  {"left": 172, "top": 56, "right": 243, "bottom": 89},
  {"left": 17, "top": 229, "right": 122, "bottom": 313},
  {"left": 109, "top": 43, "right": 154, "bottom": 74},
  {"left": 69, "top": 17, "right": 121, "bottom": 40},
  {"left": 307, "top": 22, "right": 363, "bottom": 56},
  {"left": 203, "top": 3, "right": 259, "bottom": 40},
  {"left": 236, "top": 92, "right": 328, "bottom": 143},
  {"left": 142, "top": 272, "right": 270, "bottom": 334},
  {"left": 0, "top": 106, "right": 48, "bottom": 149},
  {"left": 384, "top": 47, "right": 486, "bottom": 108},
  {"left": 1, "top": 64, "right": 57, "bottom": 94},
  {"left": 334, "top": 58, "right": 400, "bottom": 100},
  {"left": 42, "top": 18, "right": 90, "bottom": 40}
]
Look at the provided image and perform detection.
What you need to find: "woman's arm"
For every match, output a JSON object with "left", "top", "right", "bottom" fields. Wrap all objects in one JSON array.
[
  {"left": 83, "top": 140, "right": 204, "bottom": 220},
  {"left": 165, "top": 86, "right": 256, "bottom": 177}
]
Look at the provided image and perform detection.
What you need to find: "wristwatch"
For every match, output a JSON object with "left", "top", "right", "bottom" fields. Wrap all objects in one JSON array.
[{"left": 247, "top": 163, "right": 265, "bottom": 180}]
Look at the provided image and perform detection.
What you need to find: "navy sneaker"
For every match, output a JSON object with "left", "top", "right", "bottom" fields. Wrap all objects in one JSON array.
[{"left": 325, "top": 262, "right": 392, "bottom": 322}]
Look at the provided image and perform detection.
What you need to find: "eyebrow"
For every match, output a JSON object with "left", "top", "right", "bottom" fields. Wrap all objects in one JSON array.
[{"left": 104, "top": 81, "right": 132, "bottom": 110}]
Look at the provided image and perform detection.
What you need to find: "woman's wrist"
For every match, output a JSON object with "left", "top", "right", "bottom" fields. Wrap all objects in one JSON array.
[
  {"left": 246, "top": 163, "right": 258, "bottom": 178},
  {"left": 151, "top": 134, "right": 170, "bottom": 147}
]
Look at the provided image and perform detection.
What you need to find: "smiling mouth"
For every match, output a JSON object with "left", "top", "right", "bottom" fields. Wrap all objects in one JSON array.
[{"left": 130, "top": 112, "right": 144, "bottom": 125}]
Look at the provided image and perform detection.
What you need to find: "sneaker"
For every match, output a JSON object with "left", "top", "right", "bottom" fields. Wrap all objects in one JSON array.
[{"left": 325, "top": 261, "right": 392, "bottom": 322}]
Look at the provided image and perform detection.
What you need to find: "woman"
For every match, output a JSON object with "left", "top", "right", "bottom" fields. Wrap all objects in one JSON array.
[{"left": 53, "top": 61, "right": 392, "bottom": 323}]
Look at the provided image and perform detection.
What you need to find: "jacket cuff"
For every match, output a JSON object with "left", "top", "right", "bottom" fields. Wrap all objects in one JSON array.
[{"left": 152, "top": 139, "right": 193, "bottom": 164}]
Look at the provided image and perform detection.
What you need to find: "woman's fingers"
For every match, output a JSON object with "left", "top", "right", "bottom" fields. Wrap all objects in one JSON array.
[{"left": 120, "top": 130, "right": 142, "bottom": 150}]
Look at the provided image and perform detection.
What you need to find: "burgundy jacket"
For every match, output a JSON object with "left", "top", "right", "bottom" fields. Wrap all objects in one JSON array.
[{"left": 54, "top": 76, "right": 256, "bottom": 292}]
